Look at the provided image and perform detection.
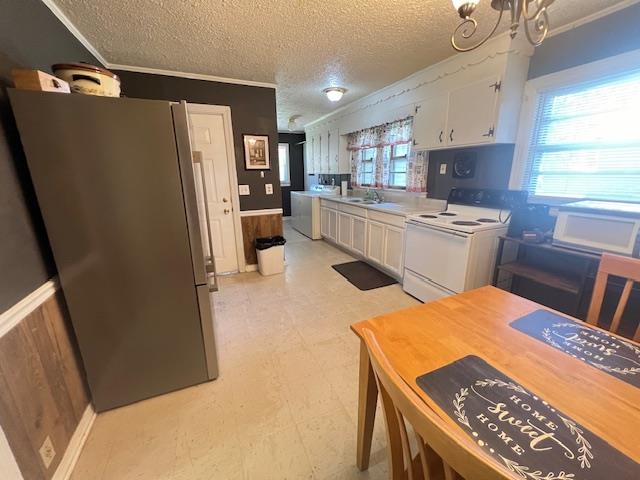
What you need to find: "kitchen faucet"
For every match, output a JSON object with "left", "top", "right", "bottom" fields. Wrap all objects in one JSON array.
[{"left": 365, "top": 188, "right": 384, "bottom": 203}]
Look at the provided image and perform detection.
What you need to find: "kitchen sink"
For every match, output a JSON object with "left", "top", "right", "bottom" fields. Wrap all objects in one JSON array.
[{"left": 347, "top": 198, "right": 363, "bottom": 202}]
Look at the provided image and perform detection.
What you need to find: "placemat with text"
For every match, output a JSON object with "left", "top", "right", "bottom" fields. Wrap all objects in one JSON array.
[
  {"left": 416, "top": 355, "right": 639, "bottom": 479},
  {"left": 510, "top": 309, "right": 640, "bottom": 388}
]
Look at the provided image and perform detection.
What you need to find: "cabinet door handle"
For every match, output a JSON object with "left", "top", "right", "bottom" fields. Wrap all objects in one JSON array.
[
  {"left": 482, "top": 127, "right": 495, "bottom": 137},
  {"left": 449, "top": 129, "right": 454, "bottom": 142},
  {"left": 439, "top": 131, "right": 443, "bottom": 143}
]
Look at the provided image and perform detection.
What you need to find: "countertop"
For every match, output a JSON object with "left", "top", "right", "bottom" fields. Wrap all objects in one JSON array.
[{"left": 319, "top": 195, "right": 445, "bottom": 216}]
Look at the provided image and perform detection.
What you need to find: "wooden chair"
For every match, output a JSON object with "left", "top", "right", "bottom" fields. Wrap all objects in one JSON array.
[
  {"left": 586, "top": 253, "right": 640, "bottom": 341},
  {"left": 362, "top": 328, "right": 514, "bottom": 480}
]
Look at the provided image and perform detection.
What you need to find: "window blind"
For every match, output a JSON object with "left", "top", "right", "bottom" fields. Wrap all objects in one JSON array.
[{"left": 524, "top": 70, "right": 640, "bottom": 202}]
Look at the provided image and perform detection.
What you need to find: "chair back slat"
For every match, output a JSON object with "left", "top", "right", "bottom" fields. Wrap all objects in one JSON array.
[{"left": 586, "top": 253, "right": 640, "bottom": 340}]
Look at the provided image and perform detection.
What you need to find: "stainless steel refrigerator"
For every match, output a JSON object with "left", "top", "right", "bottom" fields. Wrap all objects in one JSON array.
[{"left": 9, "top": 90, "right": 219, "bottom": 412}]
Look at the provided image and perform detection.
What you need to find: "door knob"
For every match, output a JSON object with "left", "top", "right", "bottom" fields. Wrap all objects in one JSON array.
[
  {"left": 222, "top": 197, "right": 228, "bottom": 203},
  {"left": 224, "top": 208, "right": 231, "bottom": 214}
]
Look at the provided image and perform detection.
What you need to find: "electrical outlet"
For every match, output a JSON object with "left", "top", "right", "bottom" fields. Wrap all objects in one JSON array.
[
  {"left": 265, "top": 183, "right": 273, "bottom": 194},
  {"left": 39, "top": 436, "right": 56, "bottom": 469},
  {"left": 439, "top": 163, "right": 447, "bottom": 175},
  {"left": 238, "top": 184, "right": 250, "bottom": 195}
]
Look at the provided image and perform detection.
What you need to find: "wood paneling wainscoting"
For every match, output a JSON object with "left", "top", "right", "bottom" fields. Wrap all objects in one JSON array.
[
  {"left": 240, "top": 210, "right": 284, "bottom": 266},
  {"left": 0, "top": 285, "right": 90, "bottom": 480}
]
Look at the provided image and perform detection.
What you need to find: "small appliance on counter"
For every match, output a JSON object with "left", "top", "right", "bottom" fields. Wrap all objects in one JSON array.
[
  {"left": 52, "top": 62, "right": 121, "bottom": 97},
  {"left": 507, "top": 203, "right": 556, "bottom": 241},
  {"left": 553, "top": 200, "right": 640, "bottom": 257}
]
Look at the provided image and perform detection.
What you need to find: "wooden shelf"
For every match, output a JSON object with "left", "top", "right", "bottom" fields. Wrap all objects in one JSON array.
[{"left": 497, "top": 262, "right": 582, "bottom": 295}]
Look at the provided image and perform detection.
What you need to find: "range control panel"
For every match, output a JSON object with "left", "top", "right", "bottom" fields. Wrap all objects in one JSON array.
[{"left": 447, "top": 188, "right": 529, "bottom": 209}]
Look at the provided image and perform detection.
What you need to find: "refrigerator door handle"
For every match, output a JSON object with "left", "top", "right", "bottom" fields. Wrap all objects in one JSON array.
[
  {"left": 196, "top": 284, "right": 219, "bottom": 380},
  {"left": 192, "top": 151, "right": 218, "bottom": 292},
  {"left": 171, "top": 101, "right": 210, "bottom": 287}
]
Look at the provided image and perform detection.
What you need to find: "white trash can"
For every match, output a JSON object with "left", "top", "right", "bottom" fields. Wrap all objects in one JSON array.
[{"left": 255, "top": 236, "right": 286, "bottom": 275}]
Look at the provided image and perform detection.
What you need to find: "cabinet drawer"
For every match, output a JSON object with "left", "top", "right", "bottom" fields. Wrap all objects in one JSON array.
[
  {"left": 339, "top": 203, "right": 367, "bottom": 217},
  {"left": 368, "top": 210, "right": 405, "bottom": 228},
  {"left": 320, "top": 199, "right": 339, "bottom": 209}
]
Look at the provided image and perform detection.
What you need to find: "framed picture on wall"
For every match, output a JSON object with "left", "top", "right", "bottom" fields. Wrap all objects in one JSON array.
[{"left": 243, "top": 134, "right": 270, "bottom": 170}]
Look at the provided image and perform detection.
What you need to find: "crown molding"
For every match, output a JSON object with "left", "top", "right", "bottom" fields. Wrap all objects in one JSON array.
[
  {"left": 41, "top": 0, "right": 109, "bottom": 66},
  {"left": 109, "top": 64, "right": 277, "bottom": 89}
]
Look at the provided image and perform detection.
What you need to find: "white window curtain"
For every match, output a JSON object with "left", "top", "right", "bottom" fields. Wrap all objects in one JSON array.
[
  {"left": 347, "top": 117, "right": 426, "bottom": 192},
  {"left": 523, "top": 69, "right": 640, "bottom": 202}
]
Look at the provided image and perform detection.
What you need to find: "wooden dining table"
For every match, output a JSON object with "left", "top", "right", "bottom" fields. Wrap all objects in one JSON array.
[{"left": 350, "top": 286, "right": 640, "bottom": 472}]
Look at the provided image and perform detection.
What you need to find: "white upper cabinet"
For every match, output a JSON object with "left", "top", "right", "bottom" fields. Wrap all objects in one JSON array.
[
  {"left": 446, "top": 76, "right": 501, "bottom": 147},
  {"left": 412, "top": 95, "right": 448, "bottom": 149},
  {"left": 413, "top": 76, "right": 505, "bottom": 150},
  {"left": 328, "top": 128, "right": 339, "bottom": 173},
  {"left": 305, "top": 136, "right": 314, "bottom": 175},
  {"left": 305, "top": 126, "right": 350, "bottom": 175}
]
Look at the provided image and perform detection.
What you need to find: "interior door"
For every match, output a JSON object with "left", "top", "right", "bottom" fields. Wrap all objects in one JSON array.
[{"left": 189, "top": 111, "right": 239, "bottom": 273}]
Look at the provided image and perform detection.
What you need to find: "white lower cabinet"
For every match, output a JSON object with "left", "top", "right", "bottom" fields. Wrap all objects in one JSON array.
[
  {"left": 366, "top": 220, "right": 385, "bottom": 265},
  {"left": 383, "top": 224, "right": 405, "bottom": 277},
  {"left": 352, "top": 216, "right": 366, "bottom": 256},
  {"left": 320, "top": 207, "right": 330, "bottom": 237},
  {"left": 338, "top": 212, "right": 352, "bottom": 248},
  {"left": 321, "top": 202, "right": 405, "bottom": 279},
  {"left": 328, "top": 209, "right": 337, "bottom": 242}
]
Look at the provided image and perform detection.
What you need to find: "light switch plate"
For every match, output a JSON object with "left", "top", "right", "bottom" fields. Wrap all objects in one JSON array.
[
  {"left": 265, "top": 183, "right": 273, "bottom": 195},
  {"left": 439, "top": 163, "right": 447, "bottom": 175},
  {"left": 239, "top": 184, "right": 250, "bottom": 195}
]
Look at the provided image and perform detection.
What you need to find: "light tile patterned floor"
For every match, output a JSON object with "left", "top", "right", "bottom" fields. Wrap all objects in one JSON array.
[{"left": 71, "top": 220, "right": 420, "bottom": 479}]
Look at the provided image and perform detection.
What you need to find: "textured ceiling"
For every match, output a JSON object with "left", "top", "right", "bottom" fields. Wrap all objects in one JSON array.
[{"left": 53, "top": 0, "right": 629, "bottom": 130}]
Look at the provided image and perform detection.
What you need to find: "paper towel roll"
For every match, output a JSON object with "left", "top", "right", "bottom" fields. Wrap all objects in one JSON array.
[{"left": 341, "top": 180, "right": 348, "bottom": 196}]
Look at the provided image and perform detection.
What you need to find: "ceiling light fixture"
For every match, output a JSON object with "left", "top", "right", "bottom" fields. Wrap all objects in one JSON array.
[
  {"left": 323, "top": 87, "right": 347, "bottom": 102},
  {"left": 287, "top": 115, "right": 302, "bottom": 131},
  {"left": 451, "top": 0, "right": 555, "bottom": 52}
]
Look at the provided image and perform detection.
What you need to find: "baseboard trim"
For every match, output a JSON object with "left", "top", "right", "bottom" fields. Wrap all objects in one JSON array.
[
  {"left": 245, "top": 264, "right": 259, "bottom": 272},
  {"left": 52, "top": 405, "right": 96, "bottom": 480},
  {"left": 239, "top": 209, "right": 283, "bottom": 217},
  {"left": 0, "top": 278, "right": 59, "bottom": 338}
]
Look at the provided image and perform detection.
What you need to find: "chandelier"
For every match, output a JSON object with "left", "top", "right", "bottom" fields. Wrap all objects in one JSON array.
[{"left": 451, "top": 0, "right": 555, "bottom": 52}]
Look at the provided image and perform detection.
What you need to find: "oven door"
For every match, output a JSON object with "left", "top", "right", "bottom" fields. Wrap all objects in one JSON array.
[{"left": 404, "top": 221, "right": 473, "bottom": 293}]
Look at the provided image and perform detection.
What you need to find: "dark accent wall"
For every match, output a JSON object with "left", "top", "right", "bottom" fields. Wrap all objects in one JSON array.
[
  {"left": 426, "top": 144, "right": 515, "bottom": 200},
  {"left": 528, "top": 3, "right": 640, "bottom": 79},
  {"left": 114, "top": 70, "right": 281, "bottom": 211},
  {"left": 278, "top": 132, "right": 305, "bottom": 216},
  {"left": 0, "top": 0, "right": 100, "bottom": 311}
]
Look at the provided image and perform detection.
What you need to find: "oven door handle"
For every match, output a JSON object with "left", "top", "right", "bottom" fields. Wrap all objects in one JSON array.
[{"left": 407, "top": 220, "right": 471, "bottom": 239}]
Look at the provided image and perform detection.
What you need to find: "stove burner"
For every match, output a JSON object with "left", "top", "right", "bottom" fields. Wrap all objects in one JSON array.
[
  {"left": 438, "top": 212, "right": 457, "bottom": 217},
  {"left": 477, "top": 218, "right": 499, "bottom": 223},
  {"left": 419, "top": 214, "right": 438, "bottom": 218},
  {"left": 452, "top": 221, "right": 481, "bottom": 226}
]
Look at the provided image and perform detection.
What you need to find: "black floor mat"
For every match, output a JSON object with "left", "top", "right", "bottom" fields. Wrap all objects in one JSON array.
[{"left": 332, "top": 261, "right": 398, "bottom": 291}]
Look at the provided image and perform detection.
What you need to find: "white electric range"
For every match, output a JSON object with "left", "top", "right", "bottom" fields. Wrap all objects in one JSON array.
[{"left": 403, "top": 188, "right": 528, "bottom": 303}]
